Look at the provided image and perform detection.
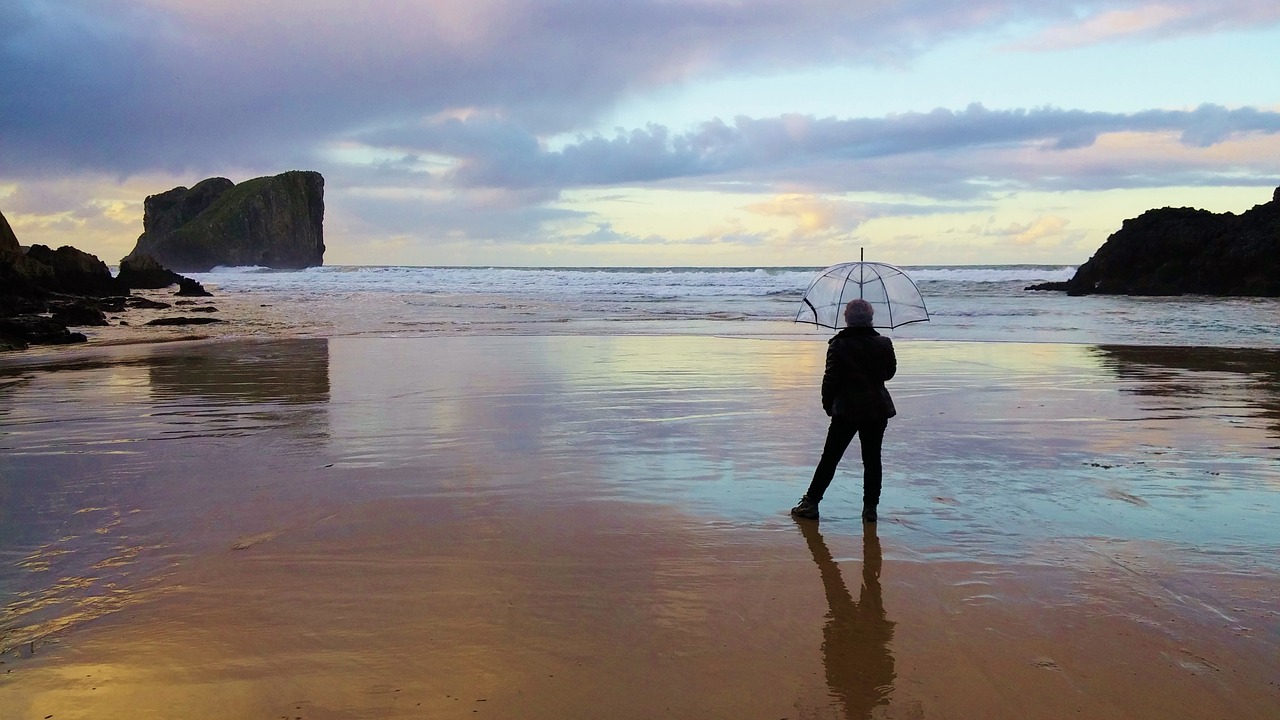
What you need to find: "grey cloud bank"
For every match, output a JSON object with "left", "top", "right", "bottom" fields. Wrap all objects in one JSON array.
[
  {"left": 5, "top": 0, "right": 1277, "bottom": 178},
  {"left": 371, "top": 105, "right": 1280, "bottom": 196}
]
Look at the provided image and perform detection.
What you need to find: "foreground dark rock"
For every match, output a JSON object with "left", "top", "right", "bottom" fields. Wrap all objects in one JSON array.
[
  {"left": 1, "top": 209, "right": 58, "bottom": 297},
  {"left": 49, "top": 300, "right": 109, "bottom": 327},
  {"left": 25, "top": 244, "right": 124, "bottom": 296},
  {"left": 117, "top": 253, "right": 185, "bottom": 289},
  {"left": 125, "top": 170, "right": 325, "bottom": 272},
  {"left": 0, "top": 315, "right": 87, "bottom": 347},
  {"left": 0, "top": 208, "right": 19, "bottom": 252},
  {"left": 176, "top": 277, "right": 213, "bottom": 297},
  {"left": 1, "top": 209, "right": 223, "bottom": 351},
  {"left": 126, "top": 297, "right": 173, "bottom": 310},
  {"left": 2, "top": 234, "right": 115, "bottom": 349},
  {"left": 145, "top": 316, "right": 224, "bottom": 326},
  {"left": 1029, "top": 187, "right": 1280, "bottom": 296}
]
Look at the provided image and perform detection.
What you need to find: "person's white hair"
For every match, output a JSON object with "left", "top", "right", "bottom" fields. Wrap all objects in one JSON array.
[{"left": 844, "top": 299, "right": 874, "bottom": 327}]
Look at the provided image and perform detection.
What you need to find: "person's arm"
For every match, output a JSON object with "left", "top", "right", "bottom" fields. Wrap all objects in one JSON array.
[
  {"left": 881, "top": 339, "right": 897, "bottom": 382},
  {"left": 821, "top": 344, "right": 839, "bottom": 416}
]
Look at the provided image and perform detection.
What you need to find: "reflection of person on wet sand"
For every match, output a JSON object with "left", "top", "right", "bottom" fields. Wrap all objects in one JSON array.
[{"left": 798, "top": 520, "right": 895, "bottom": 720}]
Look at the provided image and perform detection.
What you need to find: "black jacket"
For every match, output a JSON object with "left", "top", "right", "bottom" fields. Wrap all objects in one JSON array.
[{"left": 821, "top": 327, "right": 897, "bottom": 421}]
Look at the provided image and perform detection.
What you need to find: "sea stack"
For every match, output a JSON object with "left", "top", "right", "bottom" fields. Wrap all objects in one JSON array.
[{"left": 124, "top": 171, "right": 325, "bottom": 273}]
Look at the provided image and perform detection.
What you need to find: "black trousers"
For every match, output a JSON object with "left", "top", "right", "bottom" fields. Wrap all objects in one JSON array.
[{"left": 805, "top": 416, "right": 888, "bottom": 506}]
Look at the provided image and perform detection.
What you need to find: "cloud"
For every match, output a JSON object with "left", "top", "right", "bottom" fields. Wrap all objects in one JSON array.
[
  {"left": 7, "top": 0, "right": 1276, "bottom": 180},
  {"left": 991, "top": 215, "right": 1072, "bottom": 245},
  {"left": 4, "top": 1, "right": 1279, "bottom": 265},
  {"left": 1014, "top": 2, "right": 1280, "bottom": 50},
  {"left": 353, "top": 104, "right": 1280, "bottom": 198},
  {"left": 568, "top": 223, "right": 669, "bottom": 246},
  {"left": 0, "top": 174, "right": 153, "bottom": 260},
  {"left": 336, "top": 189, "right": 581, "bottom": 244},
  {"left": 740, "top": 194, "right": 972, "bottom": 233}
]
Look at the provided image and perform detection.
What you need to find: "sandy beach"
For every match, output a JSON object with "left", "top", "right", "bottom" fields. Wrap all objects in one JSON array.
[{"left": 2, "top": 335, "right": 1278, "bottom": 719}]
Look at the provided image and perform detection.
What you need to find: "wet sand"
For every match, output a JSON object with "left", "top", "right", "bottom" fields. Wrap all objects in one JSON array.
[{"left": 2, "top": 336, "right": 1278, "bottom": 719}]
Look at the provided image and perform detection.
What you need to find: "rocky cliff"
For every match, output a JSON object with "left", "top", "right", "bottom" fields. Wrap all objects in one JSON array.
[
  {"left": 125, "top": 171, "right": 324, "bottom": 272},
  {"left": 0, "top": 208, "right": 19, "bottom": 254},
  {"left": 1029, "top": 187, "right": 1280, "bottom": 296}
]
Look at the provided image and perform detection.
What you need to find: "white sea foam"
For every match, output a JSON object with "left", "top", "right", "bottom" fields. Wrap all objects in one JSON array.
[
  {"left": 178, "top": 264, "right": 1279, "bottom": 348},
  {"left": 192, "top": 264, "right": 1077, "bottom": 298}
]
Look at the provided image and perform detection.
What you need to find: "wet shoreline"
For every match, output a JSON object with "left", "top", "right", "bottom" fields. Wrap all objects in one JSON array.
[{"left": 2, "top": 335, "right": 1278, "bottom": 718}]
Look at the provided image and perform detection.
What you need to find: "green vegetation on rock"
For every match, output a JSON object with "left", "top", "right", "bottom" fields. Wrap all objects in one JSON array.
[{"left": 125, "top": 171, "right": 325, "bottom": 272}]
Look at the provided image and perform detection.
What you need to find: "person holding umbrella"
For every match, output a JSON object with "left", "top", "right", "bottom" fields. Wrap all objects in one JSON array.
[{"left": 791, "top": 298, "right": 897, "bottom": 523}]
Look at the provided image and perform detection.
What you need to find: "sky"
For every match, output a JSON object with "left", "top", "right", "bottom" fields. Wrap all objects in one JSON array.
[{"left": 2, "top": 1, "right": 1279, "bottom": 268}]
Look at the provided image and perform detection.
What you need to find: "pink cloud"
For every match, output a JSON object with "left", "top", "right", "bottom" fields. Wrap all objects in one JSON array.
[{"left": 1012, "top": 2, "right": 1280, "bottom": 50}]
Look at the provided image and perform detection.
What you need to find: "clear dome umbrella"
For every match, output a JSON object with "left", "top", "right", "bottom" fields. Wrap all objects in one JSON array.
[{"left": 795, "top": 253, "right": 930, "bottom": 330}]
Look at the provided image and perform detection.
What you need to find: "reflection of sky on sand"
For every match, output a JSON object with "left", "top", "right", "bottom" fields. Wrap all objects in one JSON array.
[
  {"left": 324, "top": 335, "right": 823, "bottom": 486},
  {"left": 3, "top": 335, "right": 1279, "bottom": 717},
  {"left": 870, "top": 342, "right": 1280, "bottom": 563},
  {"left": 322, "top": 336, "right": 1280, "bottom": 571},
  {"left": 360, "top": 337, "right": 785, "bottom": 526},
  {"left": 4, "top": 336, "right": 1279, "bottom": 660},
  {"left": 1092, "top": 345, "right": 1280, "bottom": 444},
  {"left": 0, "top": 340, "right": 331, "bottom": 653}
]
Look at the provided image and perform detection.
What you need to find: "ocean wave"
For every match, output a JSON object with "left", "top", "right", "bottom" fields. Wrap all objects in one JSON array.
[
  {"left": 906, "top": 266, "right": 1077, "bottom": 283},
  {"left": 189, "top": 264, "right": 1078, "bottom": 299},
  {"left": 163, "top": 263, "right": 1278, "bottom": 347}
]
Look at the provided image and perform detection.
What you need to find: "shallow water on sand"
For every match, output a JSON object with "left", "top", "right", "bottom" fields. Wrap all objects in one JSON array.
[{"left": 3, "top": 336, "right": 1278, "bottom": 658}]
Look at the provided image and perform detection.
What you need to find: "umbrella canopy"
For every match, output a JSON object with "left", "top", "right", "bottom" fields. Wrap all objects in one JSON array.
[{"left": 796, "top": 261, "right": 930, "bottom": 330}]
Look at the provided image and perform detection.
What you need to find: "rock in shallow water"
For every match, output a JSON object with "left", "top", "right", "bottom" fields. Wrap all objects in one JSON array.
[{"left": 145, "top": 316, "right": 225, "bottom": 326}]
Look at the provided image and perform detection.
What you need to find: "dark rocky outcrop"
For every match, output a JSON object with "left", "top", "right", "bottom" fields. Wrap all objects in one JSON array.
[
  {"left": 1029, "top": 186, "right": 1280, "bottom": 296},
  {"left": 2, "top": 239, "right": 119, "bottom": 349},
  {"left": 125, "top": 297, "right": 172, "bottom": 310},
  {"left": 50, "top": 300, "right": 109, "bottom": 328},
  {"left": 0, "top": 209, "right": 19, "bottom": 253},
  {"left": 117, "top": 253, "right": 185, "bottom": 289},
  {"left": 1, "top": 209, "right": 58, "bottom": 298},
  {"left": 0, "top": 315, "right": 87, "bottom": 347},
  {"left": 0, "top": 258, "right": 55, "bottom": 299},
  {"left": 24, "top": 244, "right": 123, "bottom": 296},
  {"left": 145, "top": 316, "right": 223, "bottom": 326},
  {"left": 125, "top": 170, "right": 325, "bottom": 272},
  {"left": 176, "top": 277, "right": 213, "bottom": 297},
  {"left": 1, "top": 209, "right": 222, "bottom": 351}
]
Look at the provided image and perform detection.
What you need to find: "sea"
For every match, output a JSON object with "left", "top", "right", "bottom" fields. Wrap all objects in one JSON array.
[{"left": 174, "top": 264, "right": 1280, "bottom": 348}]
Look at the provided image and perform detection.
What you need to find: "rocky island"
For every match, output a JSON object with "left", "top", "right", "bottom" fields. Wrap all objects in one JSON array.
[
  {"left": 125, "top": 170, "right": 325, "bottom": 273},
  {"left": 1029, "top": 187, "right": 1280, "bottom": 296}
]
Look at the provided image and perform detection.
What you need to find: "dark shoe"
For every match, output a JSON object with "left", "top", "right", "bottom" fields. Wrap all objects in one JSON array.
[
  {"left": 861, "top": 505, "right": 877, "bottom": 523},
  {"left": 790, "top": 496, "right": 820, "bottom": 520}
]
